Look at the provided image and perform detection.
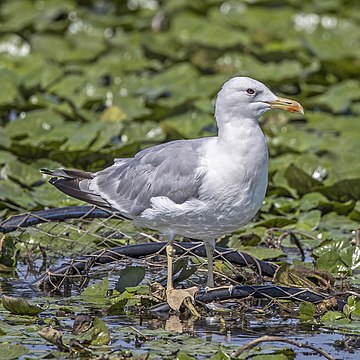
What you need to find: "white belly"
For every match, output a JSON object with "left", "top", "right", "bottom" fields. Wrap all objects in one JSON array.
[{"left": 133, "top": 133, "right": 268, "bottom": 241}]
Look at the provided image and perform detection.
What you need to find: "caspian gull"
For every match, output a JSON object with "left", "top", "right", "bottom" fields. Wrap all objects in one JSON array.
[{"left": 41, "top": 77, "right": 303, "bottom": 302}]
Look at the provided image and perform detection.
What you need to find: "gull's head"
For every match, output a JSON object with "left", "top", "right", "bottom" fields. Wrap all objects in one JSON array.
[{"left": 215, "top": 76, "right": 304, "bottom": 123}]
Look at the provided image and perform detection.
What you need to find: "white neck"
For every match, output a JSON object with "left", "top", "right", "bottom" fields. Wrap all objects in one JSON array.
[{"left": 215, "top": 113, "right": 266, "bottom": 155}]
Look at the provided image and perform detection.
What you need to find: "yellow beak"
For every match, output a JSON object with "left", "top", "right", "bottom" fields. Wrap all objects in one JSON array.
[{"left": 267, "top": 96, "right": 304, "bottom": 114}]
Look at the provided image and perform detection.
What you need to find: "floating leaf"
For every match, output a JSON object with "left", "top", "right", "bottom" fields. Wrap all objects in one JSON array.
[
  {"left": 100, "top": 105, "right": 128, "bottom": 122},
  {"left": 171, "top": 12, "right": 249, "bottom": 49},
  {"left": 90, "top": 317, "right": 111, "bottom": 346},
  {"left": 321, "top": 311, "right": 345, "bottom": 323},
  {"left": 108, "top": 298, "right": 128, "bottom": 316},
  {"left": 177, "top": 352, "right": 197, "bottom": 360},
  {"left": 347, "top": 296, "right": 360, "bottom": 317},
  {"left": 0, "top": 69, "right": 19, "bottom": 106},
  {"left": 0, "top": 235, "right": 18, "bottom": 268},
  {"left": 115, "top": 266, "right": 145, "bottom": 293},
  {"left": 1, "top": 159, "right": 41, "bottom": 187},
  {"left": 80, "top": 278, "right": 108, "bottom": 304},
  {"left": 173, "top": 258, "right": 198, "bottom": 286},
  {"left": 0, "top": 179, "right": 37, "bottom": 208},
  {"left": 72, "top": 315, "right": 93, "bottom": 335},
  {"left": 299, "top": 302, "right": 316, "bottom": 322},
  {"left": 314, "top": 239, "right": 360, "bottom": 275},
  {"left": 309, "top": 80, "right": 360, "bottom": 113},
  {"left": 38, "top": 327, "right": 68, "bottom": 351},
  {"left": 0, "top": 343, "right": 29, "bottom": 360},
  {"left": 2, "top": 295, "right": 46, "bottom": 316},
  {"left": 235, "top": 246, "right": 286, "bottom": 261},
  {"left": 295, "top": 210, "right": 321, "bottom": 231},
  {"left": 256, "top": 216, "right": 297, "bottom": 229},
  {"left": 319, "top": 179, "right": 360, "bottom": 202},
  {"left": 284, "top": 164, "right": 322, "bottom": 196}
]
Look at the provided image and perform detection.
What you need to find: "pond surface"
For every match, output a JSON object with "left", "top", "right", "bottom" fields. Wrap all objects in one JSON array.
[
  {"left": 0, "top": 257, "right": 358, "bottom": 359},
  {"left": 1, "top": 0, "right": 360, "bottom": 358}
]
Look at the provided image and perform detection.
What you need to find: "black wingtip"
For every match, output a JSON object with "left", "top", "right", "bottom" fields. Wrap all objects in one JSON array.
[
  {"left": 40, "top": 168, "right": 52, "bottom": 175},
  {"left": 49, "top": 177, "right": 59, "bottom": 185}
]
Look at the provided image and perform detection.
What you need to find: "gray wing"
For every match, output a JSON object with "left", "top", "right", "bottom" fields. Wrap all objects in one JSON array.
[{"left": 91, "top": 140, "right": 205, "bottom": 216}]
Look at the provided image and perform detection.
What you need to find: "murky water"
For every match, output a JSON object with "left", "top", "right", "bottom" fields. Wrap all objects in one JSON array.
[{"left": 1, "top": 260, "right": 358, "bottom": 359}]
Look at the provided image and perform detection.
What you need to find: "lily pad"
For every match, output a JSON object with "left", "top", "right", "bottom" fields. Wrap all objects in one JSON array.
[
  {"left": 115, "top": 266, "right": 146, "bottom": 293},
  {"left": 0, "top": 343, "right": 29, "bottom": 360},
  {"left": 2, "top": 296, "right": 46, "bottom": 316},
  {"left": 80, "top": 278, "right": 108, "bottom": 304}
]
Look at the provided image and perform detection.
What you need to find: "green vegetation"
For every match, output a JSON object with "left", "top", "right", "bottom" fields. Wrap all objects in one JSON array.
[{"left": 0, "top": 0, "right": 359, "bottom": 358}]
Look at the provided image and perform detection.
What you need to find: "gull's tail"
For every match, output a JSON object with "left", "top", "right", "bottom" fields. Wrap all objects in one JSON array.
[{"left": 40, "top": 168, "right": 115, "bottom": 210}]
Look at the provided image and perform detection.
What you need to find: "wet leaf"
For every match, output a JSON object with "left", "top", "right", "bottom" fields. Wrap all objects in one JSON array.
[
  {"left": 302, "top": 19, "right": 360, "bottom": 61},
  {"left": 90, "top": 317, "right": 111, "bottom": 346},
  {"left": 173, "top": 258, "right": 198, "bottom": 285},
  {"left": 319, "top": 179, "right": 360, "bottom": 202},
  {"left": 314, "top": 239, "right": 360, "bottom": 275},
  {"left": 0, "top": 150, "right": 16, "bottom": 164},
  {"left": 216, "top": 53, "right": 302, "bottom": 81},
  {"left": 0, "top": 343, "right": 29, "bottom": 360},
  {"left": 256, "top": 217, "right": 296, "bottom": 229},
  {"left": 284, "top": 164, "right": 322, "bottom": 196},
  {"left": 100, "top": 105, "right": 128, "bottom": 122},
  {"left": 321, "top": 311, "right": 345, "bottom": 323},
  {"left": 299, "top": 302, "right": 315, "bottom": 322},
  {"left": 172, "top": 12, "right": 249, "bottom": 49},
  {"left": 0, "top": 235, "right": 17, "bottom": 268},
  {"left": 115, "top": 266, "right": 146, "bottom": 293},
  {"left": 108, "top": 298, "right": 128, "bottom": 316},
  {"left": 236, "top": 246, "right": 286, "bottom": 261},
  {"left": 347, "top": 296, "right": 360, "bottom": 317},
  {"left": 177, "top": 352, "right": 197, "bottom": 360},
  {"left": 1, "top": 159, "right": 41, "bottom": 187},
  {"left": 0, "top": 69, "right": 19, "bottom": 106},
  {"left": 273, "top": 264, "right": 315, "bottom": 288},
  {"left": 309, "top": 80, "right": 360, "bottom": 113},
  {"left": 38, "top": 327, "right": 69, "bottom": 351},
  {"left": 80, "top": 278, "right": 108, "bottom": 304},
  {"left": 2, "top": 295, "right": 46, "bottom": 316},
  {"left": 210, "top": 350, "right": 230, "bottom": 360},
  {"left": 72, "top": 315, "right": 93, "bottom": 335},
  {"left": 0, "top": 130, "right": 11, "bottom": 149},
  {"left": 32, "top": 33, "right": 105, "bottom": 63},
  {"left": 295, "top": 210, "right": 321, "bottom": 231}
]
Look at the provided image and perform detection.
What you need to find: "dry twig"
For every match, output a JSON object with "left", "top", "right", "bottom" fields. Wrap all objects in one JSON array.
[{"left": 230, "top": 335, "right": 335, "bottom": 360}]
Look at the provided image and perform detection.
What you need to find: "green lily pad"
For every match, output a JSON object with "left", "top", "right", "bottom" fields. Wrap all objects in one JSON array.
[
  {"left": 80, "top": 278, "right": 108, "bottom": 304},
  {"left": 284, "top": 164, "right": 322, "bottom": 197},
  {"left": 0, "top": 236, "right": 17, "bottom": 268},
  {"left": 309, "top": 80, "right": 360, "bottom": 113},
  {"left": 299, "top": 302, "right": 315, "bottom": 322},
  {"left": 90, "top": 317, "right": 111, "bottom": 346},
  {"left": 0, "top": 69, "right": 19, "bottom": 106},
  {"left": 314, "top": 238, "right": 360, "bottom": 275},
  {"left": 171, "top": 12, "right": 249, "bottom": 49},
  {"left": 0, "top": 343, "right": 29, "bottom": 360},
  {"left": 1, "top": 159, "right": 41, "bottom": 187},
  {"left": 115, "top": 266, "right": 146, "bottom": 293},
  {"left": 2, "top": 296, "right": 47, "bottom": 316}
]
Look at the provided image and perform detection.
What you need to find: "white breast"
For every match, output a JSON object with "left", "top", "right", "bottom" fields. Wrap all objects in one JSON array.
[
  {"left": 198, "top": 129, "right": 268, "bottom": 232},
  {"left": 135, "top": 125, "right": 268, "bottom": 241}
]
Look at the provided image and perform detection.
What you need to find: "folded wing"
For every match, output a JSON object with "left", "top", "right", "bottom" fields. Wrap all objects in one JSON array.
[{"left": 42, "top": 140, "right": 205, "bottom": 217}]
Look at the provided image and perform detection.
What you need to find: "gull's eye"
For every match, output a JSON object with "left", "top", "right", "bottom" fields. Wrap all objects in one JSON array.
[{"left": 246, "top": 88, "right": 256, "bottom": 95}]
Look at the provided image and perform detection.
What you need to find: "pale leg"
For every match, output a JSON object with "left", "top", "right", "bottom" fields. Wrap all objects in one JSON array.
[
  {"left": 204, "top": 239, "right": 216, "bottom": 288},
  {"left": 166, "top": 237, "right": 175, "bottom": 291}
]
